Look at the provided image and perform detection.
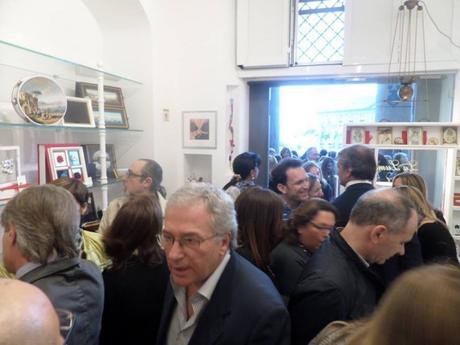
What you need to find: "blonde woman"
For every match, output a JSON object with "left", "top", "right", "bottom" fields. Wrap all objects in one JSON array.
[
  {"left": 395, "top": 185, "right": 458, "bottom": 264},
  {"left": 310, "top": 264, "right": 460, "bottom": 345},
  {"left": 392, "top": 172, "right": 445, "bottom": 222}
]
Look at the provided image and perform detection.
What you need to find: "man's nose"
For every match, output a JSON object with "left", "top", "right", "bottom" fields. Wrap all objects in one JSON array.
[{"left": 167, "top": 240, "right": 185, "bottom": 261}]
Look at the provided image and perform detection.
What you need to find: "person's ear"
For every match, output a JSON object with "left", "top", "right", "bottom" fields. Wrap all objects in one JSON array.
[
  {"left": 5, "top": 224, "right": 17, "bottom": 246},
  {"left": 219, "top": 233, "right": 231, "bottom": 255},
  {"left": 143, "top": 176, "right": 153, "bottom": 188},
  {"left": 277, "top": 183, "right": 288, "bottom": 195},
  {"left": 80, "top": 203, "right": 88, "bottom": 216},
  {"left": 370, "top": 225, "right": 387, "bottom": 244}
]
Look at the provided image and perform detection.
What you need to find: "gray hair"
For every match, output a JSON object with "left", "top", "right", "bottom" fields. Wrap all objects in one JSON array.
[
  {"left": 1, "top": 185, "right": 80, "bottom": 264},
  {"left": 166, "top": 182, "right": 237, "bottom": 248},
  {"left": 349, "top": 188, "right": 416, "bottom": 233}
]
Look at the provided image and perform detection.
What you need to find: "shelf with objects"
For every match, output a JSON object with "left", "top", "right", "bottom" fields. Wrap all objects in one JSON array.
[
  {"left": 343, "top": 122, "right": 458, "bottom": 236},
  {"left": 0, "top": 39, "right": 142, "bottom": 214}
]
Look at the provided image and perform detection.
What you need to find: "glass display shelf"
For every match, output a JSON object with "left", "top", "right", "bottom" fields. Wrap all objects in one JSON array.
[
  {"left": 0, "top": 121, "right": 143, "bottom": 133},
  {"left": 0, "top": 39, "right": 142, "bottom": 87}
]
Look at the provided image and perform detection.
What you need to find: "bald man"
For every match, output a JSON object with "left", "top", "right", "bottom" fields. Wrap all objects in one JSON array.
[{"left": 0, "top": 279, "right": 63, "bottom": 345}]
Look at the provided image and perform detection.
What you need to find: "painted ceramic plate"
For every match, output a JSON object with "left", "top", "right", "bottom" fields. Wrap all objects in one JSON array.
[
  {"left": 11, "top": 75, "right": 67, "bottom": 125},
  {"left": 443, "top": 127, "right": 457, "bottom": 144}
]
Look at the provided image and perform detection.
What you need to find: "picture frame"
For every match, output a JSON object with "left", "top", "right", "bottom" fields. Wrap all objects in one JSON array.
[
  {"left": 350, "top": 127, "right": 365, "bottom": 144},
  {"left": 43, "top": 145, "right": 88, "bottom": 183},
  {"left": 377, "top": 127, "right": 392, "bottom": 145},
  {"left": 182, "top": 111, "right": 217, "bottom": 148},
  {"left": 63, "top": 97, "right": 95, "bottom": 128},
  {"left": 75, "top": 82, "right": 125, "bottom": 108},
  {"left": 93, "top": 108, "right": 129, "bottom": 129},
  {"left": 82, "top": 144, "right": 117, "bottom": 180},
  {"left": 407, "top": 127, "right": 423, "bottom": 145},
  {"left": 443, "top": 127, "right": 457, "bottom": 145},
  {"left": 0, "top": 146, "right": 20, "bottom": 188}
]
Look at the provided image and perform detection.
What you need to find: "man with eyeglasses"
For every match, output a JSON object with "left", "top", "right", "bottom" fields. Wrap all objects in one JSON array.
[
  {"left": 98, "top": 158, "right": 166, "bottom": 233},
  {"left": 289, "top": 188, "right": 418, "bottom": 345},
  {"left": 269, "top": 158, "right": 310, "bottom": 220},
  {"left": 156, "top": 183, "right": 290, "bottom": 345}
]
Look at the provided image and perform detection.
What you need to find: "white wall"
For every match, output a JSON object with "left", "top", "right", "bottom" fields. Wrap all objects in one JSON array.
[{"left": 142, "top": 0, "right": 247, "bottom": 193}]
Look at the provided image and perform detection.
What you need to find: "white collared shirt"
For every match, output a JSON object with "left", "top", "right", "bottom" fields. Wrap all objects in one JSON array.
[
  {"left": 15, "top": 252, "right": 58, "bottom": 279},
  {"left": 345, "top": 179, "right": 373, "bottom": 190},
  {"left": 166, "top": 251, "right": 231, "bottom": 345}
]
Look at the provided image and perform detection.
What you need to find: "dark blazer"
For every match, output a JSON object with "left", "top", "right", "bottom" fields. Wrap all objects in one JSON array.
[
  {"left": 156, "top": 251, "right": 290, "bottom": 345},
  {"left": 288, "top": 231, "right": 384, "bottom": 345},
  {"left": 418, "top": 221, "right": 459, "bottom": 264},
  {"left": 100, "top": 257, "right": 170, "bottom": 345},
  {"left": 332, "top": 183, "right": 374, "bottom": 228},
  {"left": 270, "top": 240, "right": 312, "bottom": 300},
  {"left": 20, "top": 257, "right": 104, "bottom": 345}
]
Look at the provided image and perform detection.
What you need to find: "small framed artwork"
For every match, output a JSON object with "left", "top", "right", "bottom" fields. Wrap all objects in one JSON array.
[
  {"left": 407, "top": 127, "right": 423, "bottom": 145},
  {"left": 443, "top": 127, "right": 457, "bottom": 145},
  {"left": 82, "top": 144, "right": 117, "bottom": 179},
  {"left": 350, "top": 127, "right": 365, "bottom": 144},
  {"left": 377, "top": 127, "right": 392, "bottom": 145},
  {"left": 0, "top": 146, "right": 20, "bottom": 188},
  {"left": 93, "top": 108, "right": 129, "bottom": 129},
  {"left": 45, "top": 145, "right": 89, "bottom": 183},
  {"left": 182, "top": 111, "right": 217, "bottom": 148},
  {"left": 63, "top": 97, "right": 95, "bottom": 128},
  {"left": 75, "top": 82, "right": 125, "bottom": 108},
  {"left": 52, "top": 151, "right": 68, "bottom": 167}
]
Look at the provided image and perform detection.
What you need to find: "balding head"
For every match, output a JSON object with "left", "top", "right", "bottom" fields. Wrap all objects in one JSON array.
[
  {"left": 0, "top": 279, "right": 62, "bottom": 345},
  {"left": 342, "top": 188, "right": 418, "bottom": 264}
]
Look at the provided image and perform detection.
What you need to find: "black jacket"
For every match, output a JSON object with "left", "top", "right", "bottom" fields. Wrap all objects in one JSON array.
[
  {"left": 100, "top": 257, "right": 169, "bottom": 345},
  {"left": 156, "top": 251, "right": 290, "bottom": 345},
  {"left": 332, "top": 183, "right": 374, "bottom": 228},
  {"left": 288, "top": 230, "right": 384, "bottom": 345}
]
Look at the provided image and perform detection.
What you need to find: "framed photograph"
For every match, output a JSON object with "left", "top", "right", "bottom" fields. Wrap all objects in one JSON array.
[
  {"left": 350, "top": 127, "right": 365, "bottom": 144},
  {"left": 0, "top": 146, "right": 20, "bottom": 188},
  {"left": 408, "top": 127, "right": 423, "bottom": 145},
  {"left": 75, "top": 82, "right": 125, "bottom": 108},
  {"left": 93, "top": 108, "right": 129, "bottom": 129},
  {"left": 45, "top": 145, "right": 88, "bottom": 183},
  {"left": 82, "top": 144, "right": 117, "bottom": 179},
  {"left": 63, "top": 97, "right": 95, "bottom": 128},
  {"left": 377, "top": 127, "right": 392, "bottom": 145},
  {"left": 443, "top": 127, "right": 457, "bottom": 145},
  {"left": 182, "top": 111, "right": 217, "bottom": 148}
]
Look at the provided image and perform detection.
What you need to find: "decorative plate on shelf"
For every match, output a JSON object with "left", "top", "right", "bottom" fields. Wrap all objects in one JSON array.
[
  {"left": 394, "top": 137, "right": 404, "bottom": 144},
  {"left": 11, "top": 75, "right": 67, "bottom": 125},
  {"left": 443, "top": 127, "right": 457, "bottom": 144},
  {"left": 427, "top": 137, "right": 439, "bottom": 145}
]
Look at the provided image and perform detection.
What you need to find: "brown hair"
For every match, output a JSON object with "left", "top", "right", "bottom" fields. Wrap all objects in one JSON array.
[
  {"left": 103, "top": 193, "right": 163, "bottom": 270},
  {"left": 49, "top": 177, "right": 89, "bottom": 207},
  {"left": 392, "top": 172, "right": 428, "bottom": 198},
  {"left": 235, "top": 187, "right": 284, "bottom": 269},
  {"left": 348, "top": 264, "right": 460, "bottom": 345},
  {"left": 284, "top": 198, "right": 337, "bottom": 244}
]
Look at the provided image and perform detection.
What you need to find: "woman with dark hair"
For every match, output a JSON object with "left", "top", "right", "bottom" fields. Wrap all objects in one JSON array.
[
  {"left": 50, "top": 177, "right": 109, "bottom": 270},
  {"left": 235, "top": 187, "right": 284, "bottom": 278},
  {"left": 100, "top": 193, "right": 169, "bottom": 345},
  {"left": 271, "top": 198, "right": 337, "bottom": 300},
  {"left": 223, "top": 151, "right": 261, "bottom": 200}
]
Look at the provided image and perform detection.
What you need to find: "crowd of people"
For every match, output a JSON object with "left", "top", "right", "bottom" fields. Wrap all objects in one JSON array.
[{"left": 0, "top": 146, "right": 459, "bottom": 345}]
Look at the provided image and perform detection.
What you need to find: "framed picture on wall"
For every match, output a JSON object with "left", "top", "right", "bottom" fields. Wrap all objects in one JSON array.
[
  {"left": 75, "top": 82, "right": 125, "bottom": 108},
  {"left": 63, "top": 97, "right": 95, "bottom": 128},
  {"left": 182, "top": 111, "right": 217, "bottom": 148}
]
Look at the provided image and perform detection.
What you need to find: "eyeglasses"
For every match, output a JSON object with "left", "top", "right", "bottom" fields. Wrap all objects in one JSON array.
[
  {"left": 160, "top": 232, "right": 219, "bottom": 250},
  {"left": 309, "top": 221, "right": 334, "bottom": 232},
  {"left": 125, "top": 169, "right": 145, "bottom": 178},
  {"left": 55, "top": 309, "right": 75, "bottom": 344}
]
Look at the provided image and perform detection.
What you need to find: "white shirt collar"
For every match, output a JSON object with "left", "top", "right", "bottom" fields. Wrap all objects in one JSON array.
[{"left": 345, "top": 179, "right": 373, "bottom": 189}]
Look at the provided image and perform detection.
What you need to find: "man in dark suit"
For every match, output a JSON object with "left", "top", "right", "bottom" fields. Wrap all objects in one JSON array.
[
  {"left": 289, "top": 188, "right": 419, "bottom": 345},
  {"left": 332, "top": 144, "right": 376, "bottom": 227},
  {"left": 157, "top": 183, "right": 290, "bottom": 345}
]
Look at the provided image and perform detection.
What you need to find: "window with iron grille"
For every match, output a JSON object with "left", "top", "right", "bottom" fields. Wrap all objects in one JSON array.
[{"left": 296, "top": 0, "right": 345, "bottom": 65}]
